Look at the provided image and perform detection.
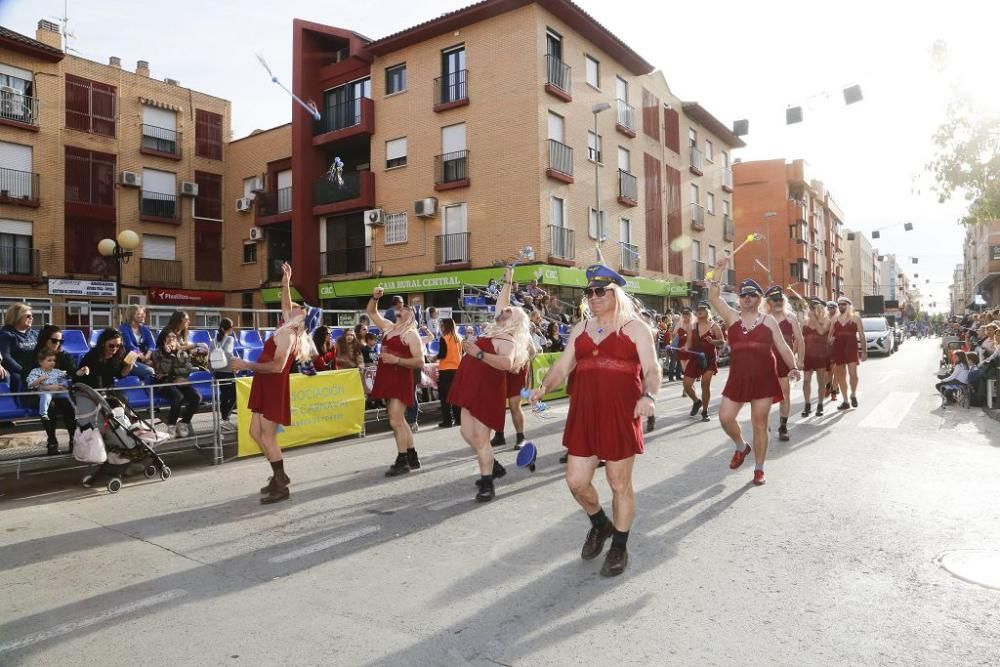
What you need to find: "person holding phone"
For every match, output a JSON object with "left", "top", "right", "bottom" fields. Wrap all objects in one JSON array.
[{"left": 77, "top": 329, "right": 136, "bottom": 390}]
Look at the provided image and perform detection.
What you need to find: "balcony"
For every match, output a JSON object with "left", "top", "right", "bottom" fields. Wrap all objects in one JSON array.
[
  {"left": 313, "top": 97, "right": 374, "bottom": 146},
  {"left": 546, "top": 139, "right": 574, "bottom": 183},
  {"left": 434, "top": 69, "right": 469, "bottom": 112},
  {"left": 548, "top": 224, "right": 575, "bottom": 263},
  {"left": 320, "top": 246, "right": 371, "bottom": 276},
  {"left": 690, "top": 203, "right": 705, "bottom": 231},
  {"left": 434, "top": 150, "right": 469, "bottom": 191},
  {"left": 313, "top": 170, "right": 375, "bottom": 216},
  {"left": 620, "top": 242, "right": 639, "bottom": 274},
  {"left": 723, "top": 214, "right": 735, "bottom": 241},
  {"left": 618, "top": 169, "right": 638, "bottom": 206},
  {"left": 140, "top": 124, "right": 181, "bottom": 159},
  {"left": 0, "top": 89, "right": 39, "bottom": 130},
  {"left": 689, "top": 145, "right": 704, "bottom": 176},
  {"left": 140, "top": 191, "right": 179, "bottom": 223},
  {"left": 140, "top": 258, "right": 182, "bottom": 287},
  {"left": 435, "top": 232, "right": 471, "bottom": 268},
  {"left": 257, "top": 187, "right": 292, "bottom": 223},
  {"left": 722, "top": 167, "right": 733, "bottom": 193},
  {"left": 790, "top": 222, "right": 807, "bottom": 244},
  {"left": 544, "top": 55, "right": 572, "bottom": 101},
  {"left": 0, "top": 245, "right": 40, "bottom": 280},
  {"left": 691, "top": 260, "right": 706, "bottom": 281},
  {"left": 0, "top": 167, "right": 40, "bottom": 207},
  {"left": 615, "top": 99, "right": 636, "bottom": 137}
]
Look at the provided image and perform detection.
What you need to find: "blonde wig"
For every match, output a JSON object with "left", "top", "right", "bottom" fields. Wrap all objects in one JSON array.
[
  {"left": 482, "top": 306, "right": 533, "bottom": 372},
  {"left": 580, "top": 283, "right": 641, "bottom": 333}
]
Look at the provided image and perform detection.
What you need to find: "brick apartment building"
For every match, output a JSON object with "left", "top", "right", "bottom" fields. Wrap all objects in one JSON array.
[{"left": 962, "top": 221, "right": 1000, "bottom": 310}]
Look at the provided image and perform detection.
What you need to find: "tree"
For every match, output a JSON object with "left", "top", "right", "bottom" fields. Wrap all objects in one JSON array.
[{"left": 927, "top": 95, "right": 1000, "bottom": 226}]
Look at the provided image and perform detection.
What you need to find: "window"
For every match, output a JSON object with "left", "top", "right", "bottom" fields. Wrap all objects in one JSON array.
[
  {"left": 241, "top": 293, "right": 254, "bottom": 328},
  {"left": 550, "top": 196, "right": 565, "bottom": 227},
  {"left": 195, "top": 220, "right": 222, "bottom": 281},
  {"left": 194, "top": 171, "right": 222, "bottom": 220},
  {"left": 706, "top": 192, "right": 715, "bottom": 215},
  {"left": 0, "top": 219, "right": 32, "bottom": 275},
  {"left": 386, "top": 137, "right": 407, "bottom": 169},
  {"left": 195, "top": 109, "right": 223, "bottom": 160},
  {"left": 142, "top": 234, "right": 176, "bottom": 260},
  {"left": 708, "top": 245, "right": 717, "bottom": 267},
  {"left": 705, "top": 139, "right": 714, "bottom": 162},
  {"left": 64, "top": 147, "right": 115, "bottom": 206},
  {"left": 790, "top": 261, "right": 804, "bottom": 280},
  {"left": 618, "top": 146, "right": 630, "bottom": 172},
  {"left": 441, "top": 203, "right": 469, "bottom": 263},
  {"left": 588, "top": 207, "right": 606, "bottom": 240},
  {"left": 585, "top": 55, "right": 600, "bottom": 88},
  {"left": 385, "top": 211, "right": 408, "bottom": 245},
  {"left": 243, "top": 240, "right": 257, "bottom": 264},
  {"left": 723, "top": 200, "right": 731, "bottom": 217},
  {"left": 616, "top": 76, "right": 628, "bottom": 103},
  {"left": 692, "top": 239, "right": 701, "bottom": 261},
  {"left": 0, "top": 141, "right": 34, "bottom": 198},
  {"left": 142, "top": 105, "right": 178, "bottom": 154},
  {"left": 688, "top": 127, "right": 697, "bottom": 147},
  {"left": 323, "top": 78, "right": 371, "bottom": 131},
  {"left": 547, "top": 111, "right": 565, "bottom": 142},
  {"left": 587, "top": 130, "right": 602, "bottom": 163},
  {"left": 689, "top": 183, "right": 699, "bottom": 205},
  {"left": 722, "top": 151, "right": 730, "bottom": 168},
  {"left": 385, "top": 64, "right": 407, "bottom": 95},
  {"left": 440, "top": 46, "right": 467, "bottom": 104},
  {"left": 65, "top": 75, "right": 116, "bottom": 137},
  {"left": 243, "top": 177, "right": 257, "bottom": 199},
  {"left": 141, "top": 169, "right": 177, "bottom": 219},
  {"left": 0, "top": 65, "right": 35, "bottom": 124},
  {"left": 546, "top": 30, "right": 562, "bottom": 60},
  {"left": 620, "top": 217, "right": 631, "bottom": 244}
]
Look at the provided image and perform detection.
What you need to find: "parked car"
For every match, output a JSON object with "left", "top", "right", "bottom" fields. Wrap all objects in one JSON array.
[{"left": 862, "top": 316, "right": 895, "bottom": 356}]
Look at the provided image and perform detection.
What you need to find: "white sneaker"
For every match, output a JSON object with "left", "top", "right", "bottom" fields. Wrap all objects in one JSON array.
[{"left": 220, "top": 420, "right": 235, "bottom": 432}]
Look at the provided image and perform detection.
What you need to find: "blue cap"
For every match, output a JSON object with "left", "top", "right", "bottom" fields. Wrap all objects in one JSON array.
[
  {"left": 305, "top": 306, "right": 323, "bottom": 333},
  {"left": 738, "top": 279, "right": 763, "bottom": 296},
  {"left": 585, "top": 264, "right": 627, "bottom": 288},
  {"left": 695, "top": 301, "right": 710, "bottom": 310},
  {"left": 765, "top": 285, "right": 784, "bottom": 300}
]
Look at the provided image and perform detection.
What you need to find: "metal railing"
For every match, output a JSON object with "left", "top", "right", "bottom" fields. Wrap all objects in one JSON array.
[
  {"left": 140, "top": 258, "right": 182, "bottom": 286},
  {"left": 616, "top": 98, "right": 635, "bottom": 132},
  {"left": 320, "top": 246, "right": 371, "bottom": 275},
  {"left": 692, "top": 260, "right": 706, "bottom": 281},
  {"left": 314, "top": 171, "right": 362, "bottom": 205},
  {"left": 435, "top": 150, "right": 469, "bottom": 185},
  {"left": 690, "top": 145, "right": 704, "bottom": 173},
  {"left": 723, "top": 214, "right": 735, "bottom": 241},
  {"left": 141, "top": 124, "right": 181, "bottom": 156},
  {"left": 315, "top": 98, "right": 363, "bottom": 135},
  {"left": 0, "top": 88, "right": 39, "bottom": 125},
  {"left": 545, "top": 55, "right": 571, "bottom": 94},
  {"left": 434, "top": 69, "right": 468, "bottom": 106},
  {"left": 722, "top": 167, "right": 733, "bottom": 190},
  {"left": 548, "top": 224, "right": 574, "bottom": 260},
  {"left": 547, "top": 139, "right": 573, "bottom": 177},
  {"left": 435, "top": 232, "right": 470, "bottom": 265},
  {"left": 620, "top": 242, "right": 639, "bottom": 272},
  {"left": 0, "top": 167, "right": 39, "bottom": 203},
  {"left": 258, "top": 187, "right": 292, "bottom": 216},
  {"left": 690, "top": 203, "right": 705, "bottom": 230},
  {"left": 140, "top": 191, "right": 179, "bottom": 220},
  {"left": 0, "top": 245, "right": 38, "bottom": 276},
  {"left": 618, "top": 169, "right": 637, "bottom": 202}
]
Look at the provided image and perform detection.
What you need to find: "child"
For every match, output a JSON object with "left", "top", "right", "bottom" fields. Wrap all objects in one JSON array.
[{"left": 27, "top": 351, "right": 71, "bottom": 451}]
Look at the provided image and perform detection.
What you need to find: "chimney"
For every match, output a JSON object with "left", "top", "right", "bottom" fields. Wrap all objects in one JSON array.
[
  {"left": 35, "top": 20, "right": 62, "bottom": 50},
  {"left": 164, "top": 78, "right": 180, "bottom": 86},
  {"left": 136, "top": 60, "right": 150, "bottom": 77},
  {"left": 109, "top": 56, "right": 121, "bottom": 68}
]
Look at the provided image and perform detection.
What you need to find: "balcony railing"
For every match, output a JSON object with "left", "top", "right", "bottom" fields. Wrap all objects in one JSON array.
[
  {"left": 435, "top": 150, "right": 469, "bottom": 186},
  {"left": 314, "top": 171, "right": 364, "bottom": 206},
  {"left": 434, "top": 69, "right": 469, "bottom": 108},
  {"left": 141, "top": 124, "right": 181, "bottom": 157},
  {"left": 0, "top": 167, "right": 39, "bottom": 204},
  {"left": 692, "top": 260, "right": 706, "bottom": 281},
  {"left": 258, "top": 187, "right": 292, "bottom": 216},
  {"left": 0, "top": 245, "right": 39, "bottom": 277},
  {"left": 689, "top": 145, "right": 704, "bottom": 175},
  {"left": 723, "top": 214, "right": 735, "bottom": 241},
  {"left": 435, "top": 232, "right": 470, "bottom": 265},
  {"left": 140, "top": 191, "right": 179, "bottom": 220},
  {"left": 616, "top": 99, "right": 635, "bottom": 133},
  {"left": 790, "top": 222, "right": 807, "bottom": 244},
  {"left": 548, "top": 224, "right": 575, "bottom": 260},
  {"left": 620, "top": 242, "right": 639, "bottom": 273},
  {"left": 722, "top": 167, "right": 733, "bottom": 192},
  {"left": 315, "top": 98, "right": 363, "bottom": 135},
  {"left": 545, "top": 55, "right": 572, "bottom": 95},
  {"left": 618, "top": 169, "right": 638, "bottom": 203},
  {"left": 547, "top": 139, "right": 573, "bottom": 178},
  {"left": 690, "top": 203, "right": 705, "bottom": 231},
  {"left": 320, "top": 246, "right": 371, "bottom": 275},
  {"left": 140, "top": 258, "right": 182, "bottom": 286},
  {"left": 0, "top": 89, "right": 39, "bottom": 126}
]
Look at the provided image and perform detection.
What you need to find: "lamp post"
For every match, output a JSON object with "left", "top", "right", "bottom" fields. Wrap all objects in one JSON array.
[
  {"left": 762, "top": 211, "right": 777, "bottom": 285},
  {"left": 591, "top": 102, "right": 611, "bottom": 252},
  {"left": 97, "top": 229, "right": 140, "bottom": 322}
]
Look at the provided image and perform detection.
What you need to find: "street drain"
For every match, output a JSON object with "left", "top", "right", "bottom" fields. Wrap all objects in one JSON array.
[{"left": 933, "top": 550, "right": 1000, "bottom": 590}]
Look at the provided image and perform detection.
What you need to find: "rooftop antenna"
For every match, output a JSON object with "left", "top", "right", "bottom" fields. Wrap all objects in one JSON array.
[{"left": 50, "top": 0, "right": 81, "bottom": 55}]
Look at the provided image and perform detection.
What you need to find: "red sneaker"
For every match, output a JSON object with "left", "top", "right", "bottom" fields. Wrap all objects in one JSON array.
[
  {"left": 752, "top": 470, "right": 766, "bottom": 485},
  {"left": 729, "top": 444, "right": 752, "bottom": 470}
]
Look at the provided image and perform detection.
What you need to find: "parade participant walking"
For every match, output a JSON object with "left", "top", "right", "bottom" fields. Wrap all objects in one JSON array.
[
  {"left": 682, "top": 301, "right": 724, "bottom": 422},
  {"left": 824, "top": 301, "right": 840, "bottom": 402},
  {"left": 448, "top": 265, "right": 532, "bottom": 501},
  {"left": 672, "top": 307, "right": 693, "bottom": 382},
  {"left": 801, "top": 298, "right": 831, "bottom": 417},
  {"left": 764, "top": 286, "right": 804, "bottom": 441},
  {"left": 530, "top": 263, "right": 660, "bottom": 577},
  {"left": 367, "top": 285, "right": 426, "bottom": 476},
  {"left": 829, "top": 297, "right": 866, "bottom": 410},
  {"left": 707, "top": 258, "right": 799, "bottom": 486},
  {"left": 228, "top": 262, "right": 312, "bottom": 504},
  {"left": 640, "top": 310, "right": 659, "bottom": 432}
]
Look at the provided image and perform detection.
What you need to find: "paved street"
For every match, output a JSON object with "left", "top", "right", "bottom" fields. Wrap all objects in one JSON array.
[{"left": 1, "top": 339, "right": 999, "bottom": 666}]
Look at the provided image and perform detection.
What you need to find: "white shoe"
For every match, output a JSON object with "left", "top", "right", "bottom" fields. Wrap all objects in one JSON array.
[
  {"left": 221, "top": 420, "right": 235, "bottom": 432},
  {"left": 181, "top": 422, "right": 194, "bottom": 438}
]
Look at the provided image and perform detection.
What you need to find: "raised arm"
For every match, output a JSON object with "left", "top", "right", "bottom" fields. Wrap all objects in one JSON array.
[
  {"left": 366, "top": 286, "right": 394, "bottom": 331},
  {"left": 708, "top": 257, "right": 739, "bottom": 328},
  {"left": 789, "top": 313, "right": 805, "bottom": 361},
  {"left": 495, "top": 265, "right": 514, "bottom": 311},
  {"left": 530, "top": 321, "right": 584, "bottom": 401},
  {"left": 280, "top": 262, "right": 294, "bottom": 323}
]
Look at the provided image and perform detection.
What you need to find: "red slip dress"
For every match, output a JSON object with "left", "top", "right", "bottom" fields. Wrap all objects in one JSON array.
[
  {"left": 505, "top": 364, "right": 529, "bottom": 399},
  {"left": 772, "top": 318, "right": 795, "bottom": 378},
  {"left": 722, "top": 319, "right": 783, "bottom": 404},
  {"left": 447, "top": 337, "right": 508, "bottom": 431},
  {"left": 562, "top": 329, "right": 643, "bottom": 461},
  {"left": 683, "top": 323, "right": 719, "bottom": 379},
  {"left": 831, "top": 319, "right": 860, "bottom": 365},
  {"left": 802, "top": 324, "right": 830, "bottom": 372},
  {"left": 247, "top": 335, "right": 297, "bottom": 425},
  {"left": 370, "top": 333, "right": 416, "bottom": 406}
]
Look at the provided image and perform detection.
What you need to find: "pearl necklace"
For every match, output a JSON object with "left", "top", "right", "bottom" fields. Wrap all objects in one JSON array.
[{"left": 740, "top": 314, "right": 763, "bottom": 335}]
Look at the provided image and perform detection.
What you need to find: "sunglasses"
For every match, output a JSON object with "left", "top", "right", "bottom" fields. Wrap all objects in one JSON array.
[
  {"left": 583, "top": 287, "right": 608, "bottom": 298},
  {"left": 49, "top": 338, "right": 63, "bottom": 344},
  {"left": 739, "top": 293, "right": 761, "bottom": 299}
]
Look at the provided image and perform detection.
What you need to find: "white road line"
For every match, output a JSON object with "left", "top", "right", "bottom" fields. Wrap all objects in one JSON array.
[
  {"left": 0, "top": 589, "right": 188, "bottom": 655},
  {"left": 858, "top": 391, "right": 920, "bottom": 430},
  {"left": 879, "top": 370, "right": 901, "bottom": 385},
  {"left": 426, "top": 497, "right": 471, "bottom": 511},
  {"left": 268, "top": 526, "right": 381, "bottom": 563}
]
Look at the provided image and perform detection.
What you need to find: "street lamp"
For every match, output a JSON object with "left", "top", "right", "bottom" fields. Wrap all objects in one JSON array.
[
  {"left": 591, "top": 102, "right": 612, "bottom": 250},
  {"left": 97, "top": 229, "right": 140, "bottom": 315},
  {"left": 762, "top": 211, "right": 777, "bottom": 285}
]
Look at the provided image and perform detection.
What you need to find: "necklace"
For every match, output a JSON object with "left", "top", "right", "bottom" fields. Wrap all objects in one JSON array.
[{"left": 740, "top": 314, "right": 763, "bottom": 334}]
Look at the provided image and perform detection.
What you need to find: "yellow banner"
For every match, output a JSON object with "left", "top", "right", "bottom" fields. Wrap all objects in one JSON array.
[{"left": 235, "top": 369, "right": 365, "bottom": 458}]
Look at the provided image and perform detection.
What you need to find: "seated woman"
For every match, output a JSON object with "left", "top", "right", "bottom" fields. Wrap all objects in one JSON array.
[
  {"left": 335, "top": 327, "right": 365, "bottom": 369},
  {"left": 119, "top": 305, "right": 157, "bottom": 380},
  {"left": 150, "top": 331, "right": 201, "bottom": 437},
  {"left": 77, "top": 329, "right": 137, "bottom": 391},
  {"left": 545, "top": 321, "right": 565, "bottom": 353},
  {"left": 936, "top": 351, "right": 972, "bottom": 404},
  {"left": 312, "top": 326, "right": 337, "bottom": 371},
  {"left": 30, "top": 325, "right": 78, "bottom": 454}
]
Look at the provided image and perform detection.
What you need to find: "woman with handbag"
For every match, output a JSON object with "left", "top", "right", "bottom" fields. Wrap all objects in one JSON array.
[
  {"left": 151, "top": 331, "right": 201, "bottom": 438},
  {"left": 209, "top": 318, "right": 237, "bottom": 430}
]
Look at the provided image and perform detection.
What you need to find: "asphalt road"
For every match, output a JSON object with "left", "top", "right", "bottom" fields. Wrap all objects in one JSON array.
[{"left": 1, "top": 339, "right": 998, "bottom": 666}]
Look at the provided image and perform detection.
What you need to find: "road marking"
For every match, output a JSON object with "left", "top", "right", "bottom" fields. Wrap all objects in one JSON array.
[
  {"left": 268, "top": 526, "right": 381, "bottom": 563},
  {"left": 858, "top": 391, "right": 919, "bottom": 429},
  {"left": 879, "top": 370, "right": 901, "bottom": 385},
  {"left": 0, "top": 589, "right": 188, "bottom": 655},
  {"left": 426, "top": 497, "right": 472, "bottom": 511}
]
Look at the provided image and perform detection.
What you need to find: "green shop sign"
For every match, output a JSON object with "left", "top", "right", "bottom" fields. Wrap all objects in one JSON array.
[{"left": 261, "top": 286, "right": 303, "bottom": 303}]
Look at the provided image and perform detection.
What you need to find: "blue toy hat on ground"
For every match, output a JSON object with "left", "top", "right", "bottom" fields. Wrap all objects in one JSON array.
[
  {"left": 516, "top": 441, "right": 538, "bottom": 472},
  {"left": 585, "top": 263, "right": 627, "bottom": 289},
  {"left": 738, "top": 278, "right": 764, "bottom": 296}
]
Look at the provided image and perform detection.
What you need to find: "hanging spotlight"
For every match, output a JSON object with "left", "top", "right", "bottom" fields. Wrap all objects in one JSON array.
[
  {"left": 733, "top": 119, "right": 749, "bottom": 136},
  {"left": 871, "top": 230, "right": 881, "bottom": 239},
  {"left": 786, "top": 106, "right": 803, "bottom": 124},
  {"left": 843, "top": 84, "right": 863, "bottom": 105},
  {"left": 904, "top": 222, "right": 914, "bottom": 231},
  {"left": 912, "top": 258, "right": 918, "bottom": 264}
]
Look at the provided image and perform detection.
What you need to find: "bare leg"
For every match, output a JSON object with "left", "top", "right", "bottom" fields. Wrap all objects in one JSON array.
[
  {"left": 778, "top": 377, "right": 791, "bottom": 418},
  {"left": 718, "top": 397, "right": 746, "bottom": 447},
  {"left": 459, "top": 408, "right": 494, "bottom": 475},
  {"left": 682, "top": 376, "right": 699, "bottom": 402},
  {"left": 508, "top": 396, "right": 525, "bottom": 435},
  {"left": 700, "top": 372, "right": 714, "bottom": 409},
  {"left": 250, "top": 412, "right": 282, "bottom": 462},
  {"left": 802, "top": 370, "right": 814, "bottom": 405},
  {"left": 604, "top": 457, "right": 636, "bottom": 531},
  {"left": 565, "top": 454, "right": 601, "bottom": 515},
  {"left": 848, "top": 362, "right": 859, "bottom": 396},
  {"left": 387, "top": 398, "right": 412, "bottom": 454},
  {"left": 749, "top": 398, "right": 772, "bottom": 466},
  {"left": 835, "top": 363, "right": 849, "bottom": 400}
]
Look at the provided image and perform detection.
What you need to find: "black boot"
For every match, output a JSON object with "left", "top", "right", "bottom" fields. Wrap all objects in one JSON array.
[
  {"left": 475, "top": 477, "right": 495, "bottom": 502},
  {"left": 513, "top": 433, "right": 525, "bottom": 450},
  {"left": 385, "top": 453, "right": 410, "bottom": 477},
  {"left": 701, "top": 410, "right": 710, "bottom": 422},
  {"left": 490, "top": 432, "right": 505, "bottom": 447},
  {"left": 816, "top": 402, "right": 824, "bottom": 416},
  {"left": 801, "top": 402, "right": 811, "bottom": 417},
  {"left": 406, "top": 447, "right": 421, "bottom": 470},
  {"left": 42, "top": 418, "right": 59, "bottom": 455}
]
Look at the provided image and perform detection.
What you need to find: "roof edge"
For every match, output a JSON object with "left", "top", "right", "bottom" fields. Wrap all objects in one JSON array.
[{"left": 681, "top": 101, "right": 746, "bottom": 148}]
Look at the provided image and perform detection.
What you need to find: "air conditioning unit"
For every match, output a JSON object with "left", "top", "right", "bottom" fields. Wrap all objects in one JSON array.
[
  {"left": 180, "top": 181, "right": 199, "bottom": 197},
  {"left": 127, "top": 294, "right": 147, "bottom": 306},
  {"left": 364, "top": 208, "right": 384, "bottom": 226},
  {"left": 414, "top": 197, "right": 437, "bottom": 218},
  {"left": 67, "top": 301, "right": 89, "bottom": 316},
  {"left": 121, "top": 171, "right": 141, "bottom": 187},
  {"left": 249, "top": 226, "right": 264, "bottom": 241},
  {"left": 250, "top": 176, "right": 265, "bottom": 192},
  {"left": 236, "top": 197, "right": 253, "bottom": 212}
]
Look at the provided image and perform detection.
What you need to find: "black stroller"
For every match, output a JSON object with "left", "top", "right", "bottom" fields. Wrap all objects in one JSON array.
[{"left": 71, "top": 383, "right": 171, "bottom": 493}]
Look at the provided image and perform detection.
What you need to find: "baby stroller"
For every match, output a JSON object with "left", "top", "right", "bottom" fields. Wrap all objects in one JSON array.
[{"left": 71, "top": 383, "right": 171, "bottom": 493}]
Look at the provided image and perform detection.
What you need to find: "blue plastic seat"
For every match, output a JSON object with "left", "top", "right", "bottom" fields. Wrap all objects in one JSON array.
[
  {"left": 188, "top": 330, "right": 212, "bottom": 348},
  {"left": 457, "top": 325, "right": 469, "bottom": 338},
  {"left": 61, "top": 329, "right": 90, "bottom": 362},
  {"left": 244, "top": 348, "right": 262, "bottom": 363},
  {"left": 187, "top": 370, "right": 214, "bottom": 403},
  {"left": 239, "top": 330, "right": 264, "bottom": 351},
  {"left": 426, "top": 340, "right": 440, "bottom": 356},
  {"left": 88, "top": 330, "right": 101, "bottom": 347},
  {"left": 0, "top": 382, "right": 31, "bottom": 419},
  {"left": 114, "top": 375, "right": 156, "bottom": 410},
  {"left": 331, "top": 328, "right": 345, "bottom": 342},
  {"left": 473, "top": 325, "right": 482, "bottom": 336},
  {"left": 261, "top": 329, "right": 275, "bottom": 341}
]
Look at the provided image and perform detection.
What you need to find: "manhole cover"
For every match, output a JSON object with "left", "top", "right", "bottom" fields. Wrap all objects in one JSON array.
[{"left": 933, "top": 550, "right": 1000, "bottom": 590}]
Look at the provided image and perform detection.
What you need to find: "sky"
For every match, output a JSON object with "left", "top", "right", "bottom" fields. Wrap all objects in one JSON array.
[{"left": 3, "top": 0, "right": 997, "bottom": 313}]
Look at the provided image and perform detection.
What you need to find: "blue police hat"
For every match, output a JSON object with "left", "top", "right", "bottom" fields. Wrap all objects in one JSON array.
[
  {"left": 738, "top": 279, "right": 764, "bottom": 297},
  {"left": 765, "top": 285, "right": 784, "bottom": 300},
  {"left": 585, "top": 264, "right": 627, "bottom": 289},
  {"left": 695, "top": 301, "right": 710, "bottom": 310},
  {"left": 305, "top": 305, "right": 323, "bottom": 333}
]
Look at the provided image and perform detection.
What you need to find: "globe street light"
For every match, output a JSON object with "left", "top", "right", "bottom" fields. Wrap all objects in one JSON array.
[
  {"left": 97, "top": 229, "right": 141, "bottom": 312},
  {"left": 592, "top": 102, "right": 612, "bottom": 249}
]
